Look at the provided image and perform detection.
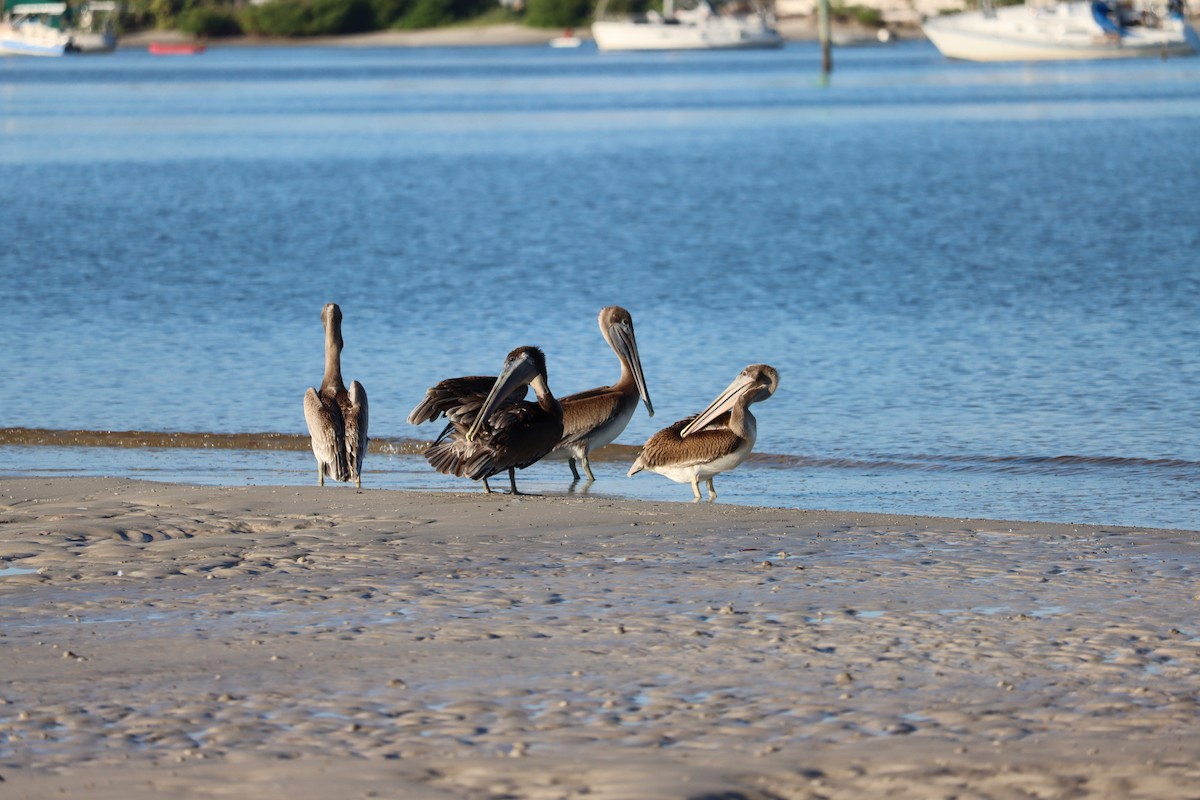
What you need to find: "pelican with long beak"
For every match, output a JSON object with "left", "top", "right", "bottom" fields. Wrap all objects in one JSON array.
[
  {"left": 302, "top": 303, "right": 369, "bottom": 489},
  {"left": 553, "top": 306, "right": 654, "bottom": 482},
  {"left": 628, "top": 364, "right": 778, "bottom": 502},
  {"left": 414, "top": 347, "right": 564, "bottom": 495}
]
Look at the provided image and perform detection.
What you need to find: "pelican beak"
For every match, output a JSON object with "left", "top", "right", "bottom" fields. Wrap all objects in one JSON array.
[
  {"left": 466, "top": 351, "right": 537, "bottom": 442},
  {"left": 612, "top": 320, "right": 654, "bottom": 417},
  {"left": 680, "top": 371, "right": 757, "bottom": 438}
]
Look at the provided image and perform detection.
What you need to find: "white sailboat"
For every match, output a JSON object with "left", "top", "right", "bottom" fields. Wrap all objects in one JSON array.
[
  {"left": 922, "top": 0, "right": 1198, "bottom": 61},
  {"left": 591, "top": 0, "right": 785, "bottom": 51}
]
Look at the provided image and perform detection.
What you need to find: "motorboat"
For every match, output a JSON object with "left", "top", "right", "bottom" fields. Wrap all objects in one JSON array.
[
  {"left": 922, "top": 0, "right": 1199, "bottom": 61},
  {"left": 68, "top": 0, "right": 118, "bottom": 53},
  {"left": 591, "top": 0, "right": 784, "bottom": 51},
  {"left": 0, "top": 1, "right": 70, "bottom": 56},
  {"left": 0, "top": 0, "right": 120, "bottom": 56},
  {"left": 549, "top": 27, "right": 583, "bottom": 47}
]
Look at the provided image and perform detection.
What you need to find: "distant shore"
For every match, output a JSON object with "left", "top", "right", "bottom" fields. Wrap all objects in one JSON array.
[{"left": 118, "top": 17, "right": 916, "bottom": 50}]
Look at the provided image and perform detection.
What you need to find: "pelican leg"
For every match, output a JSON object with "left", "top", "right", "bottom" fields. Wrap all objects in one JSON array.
[
  {"left": 482, "top": 477, "right": 493, "bottom": 494},
  {"left": 581, "top": 454, "right": 596, "bottom": 482},
  {"left": 318, "top": 464, "right": 325, "bottom": 487},
  {"left": 508, "top": 468, "right": 521, "bottom": 495},
  {"left": 690, "top": 476, "right": 702, "bottom": 503},
  {"left": 568, "top": 458, "right": 581, "bottom": 482},
  {"left": 706, "top": 478, "right": 717, "bottom": 503},
  {"left": 354, "top": 473, "right": 362, "bottom": 491}
]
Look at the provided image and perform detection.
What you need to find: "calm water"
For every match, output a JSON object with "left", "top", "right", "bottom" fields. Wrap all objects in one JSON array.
[{"left": 2, "top": 41, "right": 1199, "bottom": 529}]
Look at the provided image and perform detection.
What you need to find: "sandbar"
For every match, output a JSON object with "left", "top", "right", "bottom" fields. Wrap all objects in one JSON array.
[{"left": 1, "top": 477, "right": 1197, "bottom": 798}]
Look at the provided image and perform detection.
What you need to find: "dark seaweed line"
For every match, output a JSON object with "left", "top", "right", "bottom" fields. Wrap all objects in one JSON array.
[{"left": 2, "top": 428, "right": 1195, "bottom": 477}]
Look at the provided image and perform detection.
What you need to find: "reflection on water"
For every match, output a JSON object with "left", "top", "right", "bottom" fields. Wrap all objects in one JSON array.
[
  {"left": 2, "top": 42, "right": 1198, "bottom": 530},
  {"left": 0, "top": 564, "right": 42, "bottom": 577}
]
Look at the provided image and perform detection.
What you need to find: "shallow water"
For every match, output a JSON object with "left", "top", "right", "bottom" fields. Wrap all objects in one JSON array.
[{"left": 2, "top": 41, "right": 1198, "bottom": 528}]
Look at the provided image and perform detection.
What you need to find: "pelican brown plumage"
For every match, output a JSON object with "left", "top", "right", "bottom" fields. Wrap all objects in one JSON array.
[
  {"left": 410, "top": 346, "right": 564, "bottom": 495},
  {"left": 628, "top": 364, "right": 778, "bottom": 502},
  {"left": 553, "top": 306, "right": 654, "bottom": 483},
  {"left": 302, "top": 303, "right": 369, "bottom": 489}
]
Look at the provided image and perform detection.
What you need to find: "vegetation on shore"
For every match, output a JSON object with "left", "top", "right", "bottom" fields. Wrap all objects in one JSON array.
[
  {"left": 122, "top": 0, "right": 629, "bottom": 37},
  {"left": 117, "top": 0, "right": 886, "bottom": 39}
]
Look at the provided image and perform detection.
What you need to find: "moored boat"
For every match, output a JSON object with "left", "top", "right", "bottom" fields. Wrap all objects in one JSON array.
[
  {"left": 591, "top": 0, "right": 784, "bottom": 52},
  {"left": 148, "top": 40, "right": 206, "bottom": 55},
  {"left": 549, "top": 27, "right": 583, "bottom": 47},
  {"left": 922, "top": 0, "right": 1199, "bottom": 61},
  {"left": 67, "top": 0, "right": 118, "bottom": 53},
  {"left": 0, "top": 1, "right": 70, "bottom": 56}
]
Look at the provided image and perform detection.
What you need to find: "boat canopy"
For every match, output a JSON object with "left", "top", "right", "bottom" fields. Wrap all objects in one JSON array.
[{"left": 4, "top": 0, "right": 68, "bottom": 11}]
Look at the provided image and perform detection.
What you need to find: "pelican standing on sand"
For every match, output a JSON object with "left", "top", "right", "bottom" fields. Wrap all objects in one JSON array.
[
  {"left": 554, "top": 306, "right": 654, "bottom": 482},
  {"left": 409, "top": 346, "right": 564, "bottom": 495},
  {"left": 303, "top": 303, "right": 369, "bottom": 489},
  {"left": 628, "top": 364, "right": 778, "bottom": 502}
]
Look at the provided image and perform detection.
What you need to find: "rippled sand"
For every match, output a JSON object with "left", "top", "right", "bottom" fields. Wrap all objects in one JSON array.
[{"left": 1, "top": 477, "right": 1197, "bottom": 798}]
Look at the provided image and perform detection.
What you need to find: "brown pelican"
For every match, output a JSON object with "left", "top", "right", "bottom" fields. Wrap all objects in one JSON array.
[
  {"left": 302, "top": 303, "right": 369, "bottom": 489},
  {"left": 628, "top": 364, "right": 778, "bottom": 502},
  {"left": 553, "top": 306, "right": 654, "bottom": 482},
  {"left": 409, "top": 346, "right": 563, "bottom": 495}
]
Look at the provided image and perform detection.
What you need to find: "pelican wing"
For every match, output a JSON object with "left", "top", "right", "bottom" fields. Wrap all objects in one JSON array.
[
  {"left": 425, "top": 422, "right": 491, "bottom": 479},
  {"left": 483, "top": 400, "right": 566, "bottom": 473},
  {"left": 635, "top": 414, "right": 741, "bottom": 470},
  {"left": 344, "top": 380, "right": 369, "bottom": 477},
  {"left": 425, "top": 399, "right": 564, "bottom": 482},
  {"left": 557, "top": 387, "right": 625, "bottom": 447},
  {"left": 407, "top": 376, "right": 529, "bottom": 427},
  {"left": 304, "top": 387, "right": 349, "bottom": 482}
]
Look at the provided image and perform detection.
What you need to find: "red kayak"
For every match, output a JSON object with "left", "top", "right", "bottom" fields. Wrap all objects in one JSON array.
[{"left": 148, "top": 42, "right": 207, "bottom": 55}]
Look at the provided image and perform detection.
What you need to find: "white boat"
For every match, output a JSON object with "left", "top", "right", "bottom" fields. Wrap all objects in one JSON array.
[
  {"left": 0, "top": 1, "right": 71, "bottom": 56},
  {"left": 68, "top": 0, "right": 119, "bottom": 53},
  {"left": 591, "top": 0, "right": 784, "bottom": 52},
  {"left": 549, "top": 27, "right": 583, "bottom": 47},
  {"left": 922, "top": 0, "right": 1199, "bottom": 61}
]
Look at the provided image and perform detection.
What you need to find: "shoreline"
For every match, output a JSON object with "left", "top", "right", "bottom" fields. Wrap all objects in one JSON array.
[
  {"left": 5, "top": 427, "right": 1196, "bottom": 532},
  {"left": 2, "top": 476, "right": 1198, "bottom": 797},
  {"left": 117, "top": 18, "right": 914, "bottom": 49}
]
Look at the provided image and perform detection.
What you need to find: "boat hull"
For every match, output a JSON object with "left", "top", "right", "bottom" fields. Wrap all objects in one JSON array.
[
  {"left": 68, "top": 31, "right": 117, "bottom": 53},
  {"left": 148, "top": 42, "right": 207, "bottom": 55},
  {"left": 0, "top": 37, "right": 66, "bottom": 55},
  {"left": 592, "top": 17, "right": 784, "bottom": 51},
  {"left": 922, "top": 2, "right": 1198, "bottom": 61},
  {"left": 0, "top": 21, "right": 69, "bottom": 56}
]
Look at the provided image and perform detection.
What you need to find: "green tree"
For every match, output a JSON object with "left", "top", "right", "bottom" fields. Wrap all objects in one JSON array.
[
  {"left": 239, "top": 0, "right": 375, "bottom": 35},
  {"left": 177, "top": 5, "right": 243, "bottom": 35},
  {"left": 394, "top": 0, "right": 493, "bottom": 28},
  {"left": 370, "top": 0, "right": 414, "bottom": 27},
  {"left": 523, "top": 0, "right": 590, "bottom": 27}
]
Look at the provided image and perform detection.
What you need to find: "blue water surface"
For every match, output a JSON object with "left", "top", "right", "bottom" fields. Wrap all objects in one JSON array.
[{"left": 2, "top": 40, "right": 1198, "bottom": 528}]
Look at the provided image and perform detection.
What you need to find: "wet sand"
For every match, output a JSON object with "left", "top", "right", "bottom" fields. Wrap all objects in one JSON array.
[{"left": 1, "top": 476, "right": 1198, "bottom": 798}]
